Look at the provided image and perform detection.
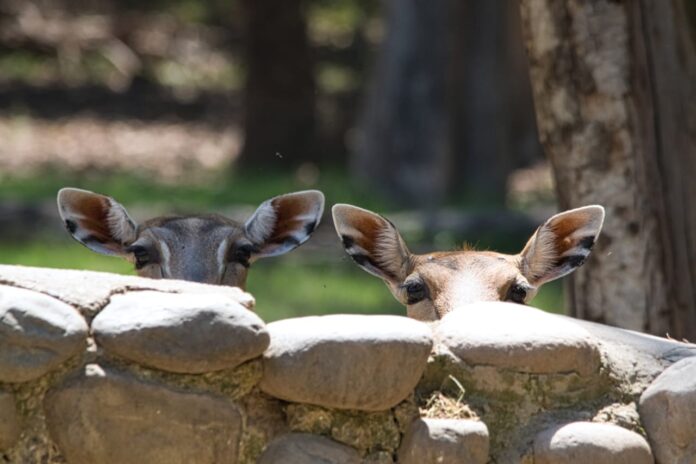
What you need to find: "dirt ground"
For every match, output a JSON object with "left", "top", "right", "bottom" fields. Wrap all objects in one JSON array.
[{"left": 0, "top": 115, "right": 240, "bottom": 180}]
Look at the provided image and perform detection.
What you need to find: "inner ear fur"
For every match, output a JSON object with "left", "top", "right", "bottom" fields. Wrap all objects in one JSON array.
[
  {"left": 332, "top": 204, "right": 412, "bottom": 284},
  {"left": 245, "top": 190, "right": 325, "bottom": 258},
  {"left": 57, "top": 187, "right": 137, "bottom": 256},
  {"left": 520, "top": 205, "right": 605, "bottom": 285}
]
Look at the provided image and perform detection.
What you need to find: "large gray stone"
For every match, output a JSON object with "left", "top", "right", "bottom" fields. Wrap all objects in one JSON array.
[
  {"left": 639, "top": 356, "right": 696, "bottom": 463},
  {"left": 436, "top": 302, "right": 601, "bottom": 376},
  {"left": 0, "top": 265, "right": 255, "bottom": 316},
  {"left": 397, "top": 418, "right": 489, "bottom": 464},
  {"left": 0, "top": 285, "right": 88, "bottom": 382},
  {"left": 0, "top": 391, "right": 20, "bottom": 450},
  {"left": 92, "top": 291, "right": 269, "bottom": 373},
  {"left": 260, "top": 315, "right": 433, "bottom": 411},
  {"left": 258, "top": 433, "right": 361, "bottom": 464},
  {"left": 44, "top": 364, "right": 242, "bottom": 464},
  {"left": 534, "top": 422, "right": 653, "bottom": 464}
]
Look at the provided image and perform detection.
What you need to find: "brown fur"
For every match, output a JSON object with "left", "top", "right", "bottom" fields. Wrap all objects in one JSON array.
[{"left": 333, "top": 204, "right": 604, "bottom": 321}]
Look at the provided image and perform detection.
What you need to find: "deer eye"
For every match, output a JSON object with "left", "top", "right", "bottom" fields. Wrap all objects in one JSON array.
[
  {"left": 507, "top": 283, "right": 528, "bottom": 304},
  {"left": 228, "top": 244, "right": 256, "bottom": 268},
  {"left": 127, "top": 245, "right": 153, "bottom": 269},
  {"left": 402, "top": 279, "right": 428, "bottom": 304}
]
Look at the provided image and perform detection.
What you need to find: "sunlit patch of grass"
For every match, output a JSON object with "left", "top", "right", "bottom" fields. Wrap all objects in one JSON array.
[
  {"left": 528, "top": 280, "right": 564, "bottom": 314},
  {"left": 247, "top": 258, "right": 403, "bottom": 322},
  {"left": 0, "top": 240, "right": 133, "bottom": 275}
]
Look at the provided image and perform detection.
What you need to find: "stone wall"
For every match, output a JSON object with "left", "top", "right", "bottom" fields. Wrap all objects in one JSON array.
[{"left": 1, "top": 264, "right": 695, "bottom": 464}]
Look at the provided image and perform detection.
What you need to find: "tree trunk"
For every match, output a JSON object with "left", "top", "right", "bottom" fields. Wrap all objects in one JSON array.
[
  {"left": 239, "top": 0, "right": 315, "bottom": 168},
  {"left": 352, "top": 0, "right": 451, "bottom": 209},
  {"left": 519, "top": 0, "right": 696, "bottom": 338}
]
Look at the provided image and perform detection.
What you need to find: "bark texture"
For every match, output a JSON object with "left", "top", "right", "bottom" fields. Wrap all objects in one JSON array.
[{"left": 519, "top": 0, "right": 696, "bottom": 338}]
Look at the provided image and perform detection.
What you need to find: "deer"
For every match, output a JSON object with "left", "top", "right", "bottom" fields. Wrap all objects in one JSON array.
[
  {"left": 57, "top": 187, "right": 325, "bottom": 289},
  {"left": 332, "top": 204, "right": 604, "bottom": 321}
]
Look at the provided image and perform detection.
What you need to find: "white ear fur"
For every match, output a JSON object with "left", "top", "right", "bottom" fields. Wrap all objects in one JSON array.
[
  {"left": 520, "top": 205, "right": 605, "bottom": 285},
  {"left": 332, "top": 203, "right": 411, "bottom": 283},
  {"left": 57, "top": 187, "right": 137, "bottom": 256},
  {"left": 244, "top": 190, "right": 325, "bottom": 258}
]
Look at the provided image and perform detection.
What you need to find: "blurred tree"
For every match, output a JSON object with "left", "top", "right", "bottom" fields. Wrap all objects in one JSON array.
[
  {"left": 353, "top": 0, "right": 541, "bottom": 208},
  {"left": 520, "top": 0, "right": 696, "bottom": 339},
  {"left": 239, "top": 0, "right": 316, "bottom": 168},
  {"left": 352, "top": 0, "right": 450, "bottom": 208},
  {"left": 449, "top": 0, "right": 541, "bottom": 204}
]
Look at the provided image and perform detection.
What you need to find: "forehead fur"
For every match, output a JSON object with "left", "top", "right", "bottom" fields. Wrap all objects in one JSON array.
[
  {"left": 141, "top": 214, "right": 242, "bottom": 232},
  {"left": 415, "top": 250, "right": 517, "bottom": 269}
]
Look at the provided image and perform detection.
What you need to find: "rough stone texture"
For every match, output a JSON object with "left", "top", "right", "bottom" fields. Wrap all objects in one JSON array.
[
  {"left": 534, "top": 422, "right": 653, "bottom": 464},
  {"left": 0, "top": 264, "right": 255, "bottom": 316},
  {"left": 44, "top": 364, "right": 243, "bottom": 464},
  {"left": 0, "top": 391, "right": 20, "bottom": 450},
  {"left": 285, "top": 403, "right": 402, "bottom": 455},
  {"left": 257, "top": 433, "right": 361, "bottom": 464},
  {"left": 93, "top": 291, "right": 269, "bottom": 373},
  {"left": 436, "top": 302, "right": 601, "bottom": 376},
  {"left": 397, "top": 418, "right": 489, "bottom": 464},
  {"left": 639, "top": 356, "right": 696, "bottom": 464},
  {"left": 260, "top": 315, "right": 433, "bottom": 411},
  {"left": 0, "top": 285, "right": 88, "bottom": 382}
]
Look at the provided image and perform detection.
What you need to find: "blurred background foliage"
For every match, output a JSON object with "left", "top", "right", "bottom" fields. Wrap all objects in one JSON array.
[{"left": 0, "top": 0, "right": 566, "bottom": 320}]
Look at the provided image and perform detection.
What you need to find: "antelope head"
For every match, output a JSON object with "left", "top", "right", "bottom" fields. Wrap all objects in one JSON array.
[
  {"left": 57, "top": 188, "right": 325, "bottom": 289},
  {"left": 333, "top": 204, "right": 604, "bottom": 320}
]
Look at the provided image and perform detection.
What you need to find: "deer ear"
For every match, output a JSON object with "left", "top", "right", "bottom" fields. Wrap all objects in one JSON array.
[
  {"left": 520, "top": 205, "right": 605, "bottom": 285},
  {"left": 332, "top": 204, "right": 411, "bottom": 285},
  {"left": 57, "top": 188, "right": 138, "bottom": 256},
  {"left": 245, "top": 190, "right": 325, "bottom": 258}
]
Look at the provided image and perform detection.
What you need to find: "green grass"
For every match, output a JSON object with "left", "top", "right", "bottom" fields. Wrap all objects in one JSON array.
[
  {"left": 0, "top": 240, "right": 564, "bottom": 321},
  {"left": 0, "top": 168, "right": 388, "bottom": 212}
]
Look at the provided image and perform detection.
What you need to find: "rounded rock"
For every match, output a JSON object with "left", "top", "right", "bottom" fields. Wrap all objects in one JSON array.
[
  {"left": 260, "top": 315, "right": 433, "bottom": 411},
  {"left": 258, "top": 433, "right": 361, "bottom": 464},
  {"left": 0, "top": 391, "right": 20, "bottom": 450},
  {"left": 44, "top": 364, "right": 243, "bottom": 464},
  {"left": 639, "top": 356, "right": 696, "bottom": 463},
  {"left": 436, "top": 302, "right": 601, "bottom": 376},
  {"left": 397, "top": 418, "right": 489, "bottom": 464},
  {"left": 0, "top": 285, "right": 88, "bottom": 382},
  {"left": 92, "top": 291, "right": 269, "bottom": 373},
  {"left": 534, "top": 422, "right": 653, "bottom": 464}
]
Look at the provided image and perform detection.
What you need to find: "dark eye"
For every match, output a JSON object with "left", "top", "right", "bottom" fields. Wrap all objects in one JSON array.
[
  {"left": 229, "top": 244, "right": 255, "bottom": 267},
  {"left": 129, "top": 246, "right": 151, "bottom": 269},
  {"left": 404, "top": 280, "right": 428, "bottom": 304},
  {"left": 507, "top": 283, "right": 528, "bottom": 304}
]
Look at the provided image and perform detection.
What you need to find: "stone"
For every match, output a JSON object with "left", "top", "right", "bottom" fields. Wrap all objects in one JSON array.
[
  {"left": 260, "top": 315, "right": 433, "bottom": 411},
  {"left": 258, "top": 433, "right": 361, "bottom": 464},
  {"left": 0, "top": 264, "right": 255, "bottom": 316},
  {"left": 436, "top": 302, "right": 601, "bottom": 376},
  {"left": 0, "top": 391, "right": 20, "bottom": 450},
  {"left": 0, "top": 285, "right": 88, "bottom": 382},
  {"left": 92, "top": 291, "right": 269, "bottom": 373},
  {"left": 534, "top": 422, "right": 653, "bottom": 464},
  {"left": 397, "top": 418, "right": 489, "bottom": 464},
  {"left": 44, "top": 364, "right": 242, "bottom": 464},
  {"left": 639, "top": 356, "right": 696, "bottom": 463}
]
